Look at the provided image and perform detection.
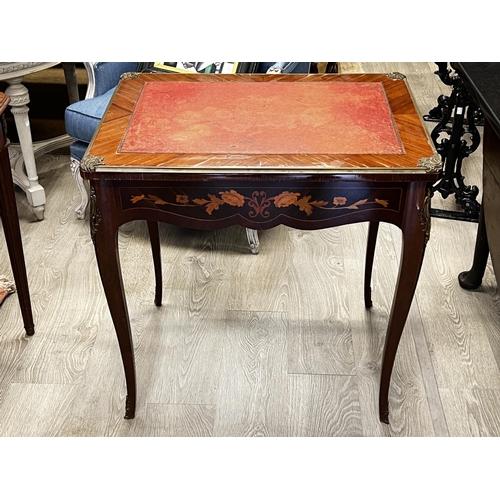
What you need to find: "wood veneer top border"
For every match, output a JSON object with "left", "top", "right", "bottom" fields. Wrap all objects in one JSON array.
[{"left": 85, "top": 73, "right": 440, "bottom": 175}]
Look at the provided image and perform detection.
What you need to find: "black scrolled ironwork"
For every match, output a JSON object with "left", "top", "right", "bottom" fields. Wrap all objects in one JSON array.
[
  {"left": 424, "top": 63, "right": 457, "bottom": 123},
  {"left": 424, "top": 63, "right": 484, "bottom": 126},
  {"left": 427, "top": 62, "right": 482, "bottom": 222}
]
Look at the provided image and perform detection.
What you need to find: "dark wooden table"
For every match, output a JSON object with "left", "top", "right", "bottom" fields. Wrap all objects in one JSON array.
[
  {"left": 80, "top": 72, "right": 440, "bottom": 423},
  {"left": 0, "top": 92, "right": 34, "bottom": 336},
  {"left": 453, "top": 63, "right": 500, "bottom": 290}
]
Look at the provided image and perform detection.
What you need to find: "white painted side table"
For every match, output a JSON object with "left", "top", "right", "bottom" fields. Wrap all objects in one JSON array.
[{"left": 0, "top": 62, "right": 76, "bottom": 220}]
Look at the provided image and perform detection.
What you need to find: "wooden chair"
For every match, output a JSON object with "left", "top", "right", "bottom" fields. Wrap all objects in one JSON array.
[{"left": 0, "top": 92, "right": 34, "bottom": 336}]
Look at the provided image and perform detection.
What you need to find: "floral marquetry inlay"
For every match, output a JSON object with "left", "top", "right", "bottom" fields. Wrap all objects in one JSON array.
[{"left": 130, "top": 189, "right": 390, "bottom": 218}]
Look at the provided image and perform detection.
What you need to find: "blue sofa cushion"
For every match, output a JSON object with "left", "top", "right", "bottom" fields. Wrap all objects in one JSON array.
[{"left": 65, "top": 87, "right": 116, "bottom": 143}]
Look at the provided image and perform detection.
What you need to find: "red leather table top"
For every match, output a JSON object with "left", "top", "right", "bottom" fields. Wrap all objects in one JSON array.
[{"left": 119, "top": 81, "right": 404, "bottom": 156}]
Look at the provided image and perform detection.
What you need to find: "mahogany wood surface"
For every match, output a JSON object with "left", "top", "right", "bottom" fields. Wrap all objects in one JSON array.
[
  {"left": 82, "top": 73, "right": 440, "bottom": 422},
  {"left": 0, "top": 92, "right": 34, "bottom": 336}
]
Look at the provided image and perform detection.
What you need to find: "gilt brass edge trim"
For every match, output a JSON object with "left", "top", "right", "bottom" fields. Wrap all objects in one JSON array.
[
  {"left": 120, "top": 72, "right": 140, "bottom": 80},
  {"left": 81, "top": 155, "right": 105, "bottom": 173},
  {"left": 124, "top": 396, "right": 133, "bottom": 419},
  {"left": 93, "top": 165, "right": 434, "bottom": 175},
  {"left": 417, "top": 154, "right": 443, "bottom": 173},
  {"left": 419, "top": 189, "right": 432, "bottom": 246},
  {"left": 386, "top": 72, "right": 407, "bottom": 80},
  {"left": 89, "top": 185, "right": 102, "bottom": 244}
]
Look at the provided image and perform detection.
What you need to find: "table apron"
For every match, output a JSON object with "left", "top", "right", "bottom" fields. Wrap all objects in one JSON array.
[{"left": 91, "top": 179, "right": 432, "bottom": 231}]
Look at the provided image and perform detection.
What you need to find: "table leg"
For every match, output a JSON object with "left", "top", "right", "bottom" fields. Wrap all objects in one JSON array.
[
  {"left": 91, "top": 184, "right": 136, "bottom": 419},
  {"left": 147, "top": 220, "right": 162, "bottom": 306},
  {"left": 458, "top": 205, "right": 489, "bottom": 290},
  {"left": 0, "top": 137, "right": 35, "bottom": 336},
  {"left": 379, "top": 187, "right": 430, "bottom": 424},
  {"left": 4, "top": 76, "right": 46, "bottom": 220},
  {"left": 364, "top": 221, "right": 379, "bottom": 308}
]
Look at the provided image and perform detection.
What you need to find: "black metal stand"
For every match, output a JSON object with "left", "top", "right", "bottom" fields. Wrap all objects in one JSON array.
[
  {"left": 426, "top": 63, "right": 482, "bottom": 222},
  {"left": 424, "top": 63, "right": 484, "bottom": 126}
]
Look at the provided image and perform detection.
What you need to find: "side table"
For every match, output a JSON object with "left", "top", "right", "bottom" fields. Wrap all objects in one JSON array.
[
  {"left": 82, "top": 72, "right": 441, "bottom": 423},
  {"left": 0, "top": 62, "right": 78, "bottom": 220}
]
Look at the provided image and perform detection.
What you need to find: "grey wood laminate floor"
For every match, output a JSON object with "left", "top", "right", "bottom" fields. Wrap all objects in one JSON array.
[{"left": 1, "top": 62, "right": 500, "bottom": 437}]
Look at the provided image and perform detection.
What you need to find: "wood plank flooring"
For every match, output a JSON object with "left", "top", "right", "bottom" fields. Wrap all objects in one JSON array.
[{"left": 1, "top": 62, "right": 500, "bottom": 436}]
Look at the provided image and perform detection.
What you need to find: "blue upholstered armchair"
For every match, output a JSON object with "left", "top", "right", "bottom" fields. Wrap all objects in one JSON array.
[
  {"left": 65, "top": 62, "right": 138, "bottom": 219},
  {"left": 65, "top": 62, "right": 311, "bottom": 253}
]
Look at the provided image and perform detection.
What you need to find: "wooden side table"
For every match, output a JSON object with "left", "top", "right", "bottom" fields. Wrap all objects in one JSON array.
[
  {"left": 0, "top": 92, "right": 34, "bottom": 336},
  {"left": 81, "top": 72, "right": 441, "bottom": 423}
]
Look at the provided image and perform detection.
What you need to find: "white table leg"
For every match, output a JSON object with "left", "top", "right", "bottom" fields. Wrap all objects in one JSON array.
[{"left": 4, "top": 76, "right": 46, "bottom": 220}]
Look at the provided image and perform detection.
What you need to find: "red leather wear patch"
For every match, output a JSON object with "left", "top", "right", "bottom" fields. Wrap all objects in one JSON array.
[{"left": 120, "top": 81, "right": 404, "bottom": 155}]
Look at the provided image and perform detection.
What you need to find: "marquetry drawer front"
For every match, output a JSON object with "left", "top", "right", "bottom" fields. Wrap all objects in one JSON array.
[{"left": 118, "top": 182, "right": 405, "bottom": 229}]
